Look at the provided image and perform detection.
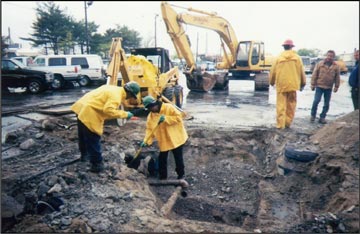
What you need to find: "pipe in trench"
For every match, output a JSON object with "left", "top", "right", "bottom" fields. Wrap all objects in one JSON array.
[{"left": 160, "top": 186, "right": 184, "bottom": 217}]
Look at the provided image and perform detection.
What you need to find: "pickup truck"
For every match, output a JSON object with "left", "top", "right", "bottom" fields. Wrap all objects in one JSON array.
[
  {"left": 29, "top": 55, "right": 83, "bottom": 89},
  {"left": 1, "top": 58, "right": 54, "bottom": 94}
]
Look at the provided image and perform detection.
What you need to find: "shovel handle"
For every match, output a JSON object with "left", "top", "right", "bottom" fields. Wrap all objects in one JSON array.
[{"left": 130, "top": 121, "right": 161, "bottom": 163}]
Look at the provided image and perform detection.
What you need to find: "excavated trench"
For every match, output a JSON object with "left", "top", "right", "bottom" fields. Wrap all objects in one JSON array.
[
  {"left": 2, "top": 113, "right": 357, "bottom": 233},
  {"left": 148, "top": 126, "right": 306, "bottom": 231}
]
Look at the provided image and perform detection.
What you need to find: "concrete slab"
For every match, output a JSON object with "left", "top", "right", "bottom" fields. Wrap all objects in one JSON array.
[{"left": 1, "top": 116, "right": 32, "bottom": 144}]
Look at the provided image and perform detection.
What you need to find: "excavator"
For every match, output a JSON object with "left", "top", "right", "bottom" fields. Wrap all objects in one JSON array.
[
  {"left": 106, "top": 37, "right": 184, "bottom": 113},
  {"left": 161, "top": 1, "right": 275, "bottom": 92}
]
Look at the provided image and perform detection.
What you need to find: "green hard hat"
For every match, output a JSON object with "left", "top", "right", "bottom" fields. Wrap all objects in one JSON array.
[
  {"left": 142, "top": 95, "right": 157, "bottom": 108},
  {"left": 124, "top": 81, "right": 140, "bottom": 98}
]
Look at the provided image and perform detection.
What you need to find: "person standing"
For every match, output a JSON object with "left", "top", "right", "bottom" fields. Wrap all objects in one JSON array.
[
  {"left": 71, "top": 81, "right": 140, "bottom": 173},
  {"left": 269, "top": 39, "right": 306, "bottom": 129},
  {"left": 349, "top": 50, "right": 359, "bottom": 110},
  {"left": 310, "top": 50, "right": 340, "bottom": 124},
  {"left": 140, "top": 96, "right": 188, "bottom": 180}
]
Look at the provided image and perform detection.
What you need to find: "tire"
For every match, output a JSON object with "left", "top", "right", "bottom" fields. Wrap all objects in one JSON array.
[
  {"left": 27, "top": 79, "right": 43, "bottom": 94},
  {"left": 51, "top": 75, "right": 64, "bottom": 90},
  {"left": 284, "top": 147, "right": 319, "bottom": 162},
  {"left": 79, "top": 76, "right": 90, "bottom": 87},
  {"left": 162, "top": 86, "right": 175, "bottom": 102}
]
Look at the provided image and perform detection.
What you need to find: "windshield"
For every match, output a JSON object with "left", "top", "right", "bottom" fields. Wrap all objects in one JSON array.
[
  {"left": 10, "top": 59, "right": 26, "bottom": 68},
  {"left": 236, "top": 42, "right": 251, "bottom": 61}
]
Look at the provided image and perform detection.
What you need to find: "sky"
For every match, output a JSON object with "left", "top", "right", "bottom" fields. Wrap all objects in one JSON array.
[{"left": 1, "top": 1, "right": 359, "bottom": 57}]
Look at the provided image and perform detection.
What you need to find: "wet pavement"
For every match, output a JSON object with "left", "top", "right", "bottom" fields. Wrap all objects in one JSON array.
[
  {"left": 1, "top": 73, "right": 354, "bottom": 135},
  {"left": 182, "top": 74, "right": 354, "bottom": 128}
]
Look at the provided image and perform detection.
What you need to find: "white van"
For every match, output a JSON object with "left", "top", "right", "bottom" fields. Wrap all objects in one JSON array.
[
  {"left": 12, "top": 56, "right": 34, "bottom": 66},
  {"left": 32, "top": 54, "right": 106, "bottom": 86}
]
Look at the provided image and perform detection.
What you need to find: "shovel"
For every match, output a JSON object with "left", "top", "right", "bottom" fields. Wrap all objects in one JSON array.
[{"left": 130, "top": 119, "right": 162, "bottom": 164}]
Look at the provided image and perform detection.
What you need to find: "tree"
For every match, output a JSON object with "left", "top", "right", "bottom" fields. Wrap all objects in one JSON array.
[
  {"left": 71, "top": 20, "right": 99, "bottom": 54},
  {"left": 18, "top": 2, "right": 141, "bottom": 56},
  {"left": 1, "top": 36, "right": 9, "bottom": 57},
  {"left": 103, "top": 25, "right": 142, "bottom": 53},
  {"left": 21, "top": 2, "right": 75, "bottom": 54},
  {"left": 297, "top": 48, "right": 321, "bottom": 57}
]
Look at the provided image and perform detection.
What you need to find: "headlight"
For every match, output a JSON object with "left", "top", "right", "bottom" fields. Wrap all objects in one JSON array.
[{"left": 45, "top": 72, "right": 54, "bottom": 82}]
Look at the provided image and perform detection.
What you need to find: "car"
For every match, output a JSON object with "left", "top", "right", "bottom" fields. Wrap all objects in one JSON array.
[{"left": 1, "top": 58, "right": 54, "bottom": 94}]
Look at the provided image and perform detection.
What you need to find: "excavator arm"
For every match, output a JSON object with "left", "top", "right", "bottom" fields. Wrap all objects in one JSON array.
[
  {"left": 162, "top": 1, "right": 234, "bottom": 92},
  {"left": 176, "top": 9, "right": 238, "bottom": 69},
  {"left": 161, "top": 2, "right": 274, "bottom": 92},
  {"left": 106, "top": 37, "right": 131, "bottom": 86}
]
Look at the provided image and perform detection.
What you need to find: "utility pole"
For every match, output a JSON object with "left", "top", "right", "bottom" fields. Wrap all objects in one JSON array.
[
  {"left": 84, "top": 1, "right": 93, "bottom": 54},
  {"left": 155, "top": 14, "right": 159, "bottom": 48}
]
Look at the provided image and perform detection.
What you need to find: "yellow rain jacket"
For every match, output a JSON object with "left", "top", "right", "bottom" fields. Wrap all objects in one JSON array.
[
  {"left": 144, "top": 103, "right": 188, "bottom": 152},
  {"left": 71, "top": 85, "right": 129, "bottom": 135},
  {"left": 270, "top": 50, "right": 306, "bottom": 92}
]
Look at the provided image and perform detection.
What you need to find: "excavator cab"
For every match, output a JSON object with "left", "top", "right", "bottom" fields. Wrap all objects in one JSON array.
[{"left": 229, "top": 41, "right": 269, "bottom": 78}]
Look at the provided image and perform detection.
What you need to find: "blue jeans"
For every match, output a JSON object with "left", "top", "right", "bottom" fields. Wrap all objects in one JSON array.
[
  {"left": 311, "top": 87, "right": 332, "bottom": 119},
  {"left": 77, "top": 118, "right": 102, "bottom": 164}
]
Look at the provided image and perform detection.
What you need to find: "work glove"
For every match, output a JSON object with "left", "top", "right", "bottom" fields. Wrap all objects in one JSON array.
[
  {"left": 127, "top": 112, "right": 134, "bottom": 120},
  {"left": 140, "top": 141, "right": 148, "bottom": 147},
  {"left": 159, "top": 115, "right": 165, "bottom": 123}
]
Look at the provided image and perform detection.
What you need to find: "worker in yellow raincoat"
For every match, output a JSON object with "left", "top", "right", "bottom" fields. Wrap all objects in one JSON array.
[
  {"left": 71, "top": 81, "right": 140, "bottom": 173},
  {"left": 140, "top": 96, "right": 188, "bottom": 180},
  {"left": 269, "top": 39, "right": 306, "bottom": 129}
]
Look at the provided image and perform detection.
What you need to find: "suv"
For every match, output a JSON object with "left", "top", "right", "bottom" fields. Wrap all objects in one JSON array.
[
  {"left": 32, "top": 54, "right": 106, "bottom": 87},
  {"left": 1, "top": 58, "right": 54, "bottom": 94}
]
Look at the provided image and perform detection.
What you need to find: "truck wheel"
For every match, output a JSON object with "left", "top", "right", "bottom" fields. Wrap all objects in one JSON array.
[
  {"left": 27, "top": 80, "right": 43, "bottom": 94},
  {"left": 162, "top": 86, "right": 175, "bottom": 101},
  {"left": 52, "top": 75, "right": 64, "bottom": 90},
  {"left": 79, "top": 76, "right": 90, "bottom": 87}
]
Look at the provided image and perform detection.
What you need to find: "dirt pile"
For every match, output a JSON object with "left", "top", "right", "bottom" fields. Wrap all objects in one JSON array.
[{"left": 1, "top": 110, "right": 359, "bottom": 233}]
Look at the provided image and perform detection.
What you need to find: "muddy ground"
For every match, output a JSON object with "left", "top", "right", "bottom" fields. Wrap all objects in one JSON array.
[{"left": 1, "top": 106, "right": 359, "bottom": 233}]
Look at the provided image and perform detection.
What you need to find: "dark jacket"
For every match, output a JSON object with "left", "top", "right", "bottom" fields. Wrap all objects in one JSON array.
[{"left": 349, "top": 64, "right": 359, "bottom": 88}]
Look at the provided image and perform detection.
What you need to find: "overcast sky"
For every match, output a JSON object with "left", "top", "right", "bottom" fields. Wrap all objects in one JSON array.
[{"left": 2, "top": 1, "right": 359, "bottom": 56}]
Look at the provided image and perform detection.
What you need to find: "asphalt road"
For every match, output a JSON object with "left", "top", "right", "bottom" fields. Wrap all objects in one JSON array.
[{"left": 1, "top": 73, "right": 354, "bottom": 135}]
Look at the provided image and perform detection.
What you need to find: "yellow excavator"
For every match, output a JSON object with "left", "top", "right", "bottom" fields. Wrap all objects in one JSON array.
[
  {"left": 161, "top": 1, "right": 275, "bottom": 91},
  {"left": 106, "top": 37, "right": 184, "bottom": 112}
]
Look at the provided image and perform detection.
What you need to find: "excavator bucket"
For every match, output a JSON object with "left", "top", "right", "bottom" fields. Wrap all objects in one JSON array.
[{"left": 185, "top": 72, "right": 217, "bottom": 92}]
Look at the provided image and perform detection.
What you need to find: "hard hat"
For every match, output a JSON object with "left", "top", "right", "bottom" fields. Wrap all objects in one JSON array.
[
  {"left": 142, "top": 95, "right": 157, "bottom": 109},
  {"left": 124, "top": 81, "right": 140, "bottom": 98},
  {"left": 282, "top": 39, "right": 295, "bottom": 47}
]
